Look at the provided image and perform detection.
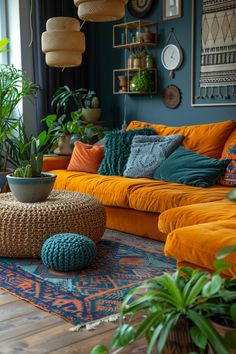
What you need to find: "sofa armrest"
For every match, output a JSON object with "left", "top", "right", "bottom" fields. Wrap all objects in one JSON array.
[{"left": 43, "top": 155, "right": 70, "bottom": 172}]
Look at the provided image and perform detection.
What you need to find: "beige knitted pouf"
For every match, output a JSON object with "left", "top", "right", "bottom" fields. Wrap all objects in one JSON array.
[{"left": 0, "top": 191, "right": 106, "bottom": 258}]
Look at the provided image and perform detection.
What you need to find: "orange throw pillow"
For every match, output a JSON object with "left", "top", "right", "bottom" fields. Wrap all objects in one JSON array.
[
  {"left": 67, "top": 141, "right": 104, "bottom": 173},
  {"left": 219, "top": 139, "right": 236, "bottom": 186}
]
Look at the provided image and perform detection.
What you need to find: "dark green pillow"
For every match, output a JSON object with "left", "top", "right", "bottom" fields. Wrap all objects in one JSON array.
[
  {"left": 153, "top": 146, "right": 230, "bottom": 188},
  {"left": 98, "top": 128, "right": 156, "bottom": 176}
]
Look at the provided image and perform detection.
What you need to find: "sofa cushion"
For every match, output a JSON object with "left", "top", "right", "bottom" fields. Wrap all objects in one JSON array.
[
  {"left": 221, "top": 127, "right": 236, "bottom": 157},
  {"left": 51, "top": 169, "right": 153, "bottom": 208},
  {"left": 67, "top": 141, "right": 104, "bottom": 173},
  {"left": 153, "top": 146, "right": 230, "bottom": 187},
  {"left": 158, "top": 199, "right": 235, "bottom": 234},
  {"left": 127, "top": 120, "right": 236, "bottom": 158},
  {"left": 98, "top": 128, "right": 155, "bottom": 176},
  {"left": 43, "top": 156, "right": 70, "bottom": 172},
  {"left": 128, "top": 181, "right": 229, "bottom": 213},
  {"left": 123, "top": 134, "right": 183, "bottom": 178},
  {"left": 219, "top": 139, "right": 236, "bottom": 186},
  {"left": 164, "top": 220, "right": 236, "bottom": 277}
]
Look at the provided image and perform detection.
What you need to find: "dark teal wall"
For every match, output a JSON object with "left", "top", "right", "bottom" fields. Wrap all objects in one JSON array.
[{"left": 95, "top": 0, "right": 236, "bottom": 128}]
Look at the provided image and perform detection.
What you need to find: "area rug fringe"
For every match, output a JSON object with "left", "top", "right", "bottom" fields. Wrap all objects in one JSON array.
[{"left": 69, "top": 313, "right": 120, "bottom": 332}]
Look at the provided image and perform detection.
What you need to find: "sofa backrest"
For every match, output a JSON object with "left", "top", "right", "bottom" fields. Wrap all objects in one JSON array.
[
  {"left": 221, "top": 127, "right": 236, "bottom": 158},
  {"left": 127, "top": 120, "right": 236, "bottom": 158}
]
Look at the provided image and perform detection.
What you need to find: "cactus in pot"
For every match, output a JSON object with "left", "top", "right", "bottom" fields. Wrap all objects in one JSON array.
[{"left": 7, "top": 139, "right": 56, "bottom": 203}]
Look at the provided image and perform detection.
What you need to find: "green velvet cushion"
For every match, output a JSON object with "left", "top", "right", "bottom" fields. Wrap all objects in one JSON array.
[
  {"left": 98, "top": 128, "right": 156, "bottom": 176},
  {"left": 153, "top": 146, "right": 230, "bottom": 188}
]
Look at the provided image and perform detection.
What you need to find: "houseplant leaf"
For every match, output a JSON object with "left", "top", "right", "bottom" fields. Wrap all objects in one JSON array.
[{"left": 188, "top": 310, "right": 229, "bottom": 354}]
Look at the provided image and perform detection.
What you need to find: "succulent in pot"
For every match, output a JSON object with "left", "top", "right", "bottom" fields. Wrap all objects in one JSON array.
[{"left": 7, "top": 139, "right": 56, "bottom": 203}]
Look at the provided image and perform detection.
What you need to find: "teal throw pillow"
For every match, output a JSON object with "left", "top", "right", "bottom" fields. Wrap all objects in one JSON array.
[
  {"left": 153, "top": 146, "right": 230, "bottom": 188},
  {"left": 98, "top": 128, "right": 156, "bottom": 176},
  {"left": 123, "top": 134, "right": 184, "bottom": 178}
]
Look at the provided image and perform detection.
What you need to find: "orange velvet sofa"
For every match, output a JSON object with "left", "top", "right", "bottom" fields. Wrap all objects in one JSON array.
[{"left": 43, "top": 119, "right": 236, "bottom": 275}]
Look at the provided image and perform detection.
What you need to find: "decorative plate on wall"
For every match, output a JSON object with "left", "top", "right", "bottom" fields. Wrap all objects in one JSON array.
[
  {"left": 127, "top": 0, "right": 154, "bottom": 18},
  {"left": 163, "top": 85, "right": 181, "bottom": 109}
]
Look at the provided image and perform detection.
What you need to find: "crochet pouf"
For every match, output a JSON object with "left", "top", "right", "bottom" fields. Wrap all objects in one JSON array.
[
  {"left": 0, "top": 191, "right": 105, "bottom": 258},
  {"left": 41, "top": 233, "right": 97, "bottom": 272}
]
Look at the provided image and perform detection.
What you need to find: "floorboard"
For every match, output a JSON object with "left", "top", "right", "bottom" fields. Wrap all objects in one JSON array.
[{"left": 0, "top": 291, "right": 146, "bottom": 354}]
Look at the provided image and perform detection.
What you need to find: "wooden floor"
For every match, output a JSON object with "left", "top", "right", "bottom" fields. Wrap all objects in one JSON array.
[{"left": 0, "top": 290, "right": 146, "bottom": 353}]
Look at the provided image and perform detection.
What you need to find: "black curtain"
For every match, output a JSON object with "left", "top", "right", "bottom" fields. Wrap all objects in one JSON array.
[{"left": 32, "top": 0, "right": 95, "bottom": 133}]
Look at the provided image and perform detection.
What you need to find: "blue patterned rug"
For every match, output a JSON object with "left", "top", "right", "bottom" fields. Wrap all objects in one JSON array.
[{"left": 0, "top": 230, "right": 176, "bottom": 325}]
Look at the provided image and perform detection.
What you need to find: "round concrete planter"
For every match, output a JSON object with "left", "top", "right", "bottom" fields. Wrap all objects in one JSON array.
[{"left": 7, "top": 172, "right": 56, "bottom": 203}]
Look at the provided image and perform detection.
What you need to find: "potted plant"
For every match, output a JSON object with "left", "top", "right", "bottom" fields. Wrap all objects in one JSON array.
[
  {"left": 44, "top": 86, "right": 104, "bottom": 154},
  {"left": 91, "top": 247, "right": 236, "bottom": 354},
  {"left": 42, "top": 111, "right": 105, "bottom": 155},
  {"left": 132, "top": 49, "right": 146, "bottom": 69},
  {"left": 7, "top": 138, "right": 56, "bottom": 203},
  {"left": 51, "top": 86, "right": 101, "bottom": 123},
  {"left": 0, "top": 52, "right": 38, "bottom": 188},
  {"left": 80, "top": 89, "right": 101, "bottom": 123},
  {"left": 130, "top": 71, "right": 154, "bottom": 93}
]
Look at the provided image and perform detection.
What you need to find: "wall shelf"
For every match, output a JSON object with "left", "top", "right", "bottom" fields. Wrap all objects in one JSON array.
[
  {"left": 113, "top": 20, "right": 158, "bottom": 96},
  {"left": 113, "top": 68, "right": 157, "bottom": 95}
]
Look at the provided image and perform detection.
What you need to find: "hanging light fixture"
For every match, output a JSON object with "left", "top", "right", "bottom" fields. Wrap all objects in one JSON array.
[
  {"left": 41, "top": 17, "right": 85, "bottom": 68},
  {"left": 74, "top": 0, "right": 128, "bottom": 22}
]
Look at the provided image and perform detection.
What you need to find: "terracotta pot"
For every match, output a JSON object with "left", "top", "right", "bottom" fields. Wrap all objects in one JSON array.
[
  {"left": 118, "top": 75, "right": 127, "bottom": 86},
  {"left": 142, "top": 27, "right": 155, "bottom": 43},
  {"left": 133, "top": 58, "right": 141, "bottom": 69},
  {"left": 54, "top": 135, "right": 73, "bottom": 155},
  {"left": 82, "top": 108, "right": 102, "bottom": 122},
  {"left": 209, "top": 321, "right": 236, "bottom": 354}
]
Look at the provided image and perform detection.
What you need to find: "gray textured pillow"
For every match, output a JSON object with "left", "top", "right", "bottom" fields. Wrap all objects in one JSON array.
[{"left": 123, "top": 134, "right": 184, "bottom": 178}]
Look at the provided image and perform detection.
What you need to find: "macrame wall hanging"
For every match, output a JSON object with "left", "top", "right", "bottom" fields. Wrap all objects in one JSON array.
[{"left": 196, "top": 0, "right": 236, "bottom": 100}]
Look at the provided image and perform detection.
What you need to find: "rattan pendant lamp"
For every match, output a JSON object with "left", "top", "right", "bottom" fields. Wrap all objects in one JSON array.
[
  {"left": 41, "top": 17, "right": 85, "bottom": 68},
  {"left": 74, "top": 0, "right": 128, "bottom": 22}
]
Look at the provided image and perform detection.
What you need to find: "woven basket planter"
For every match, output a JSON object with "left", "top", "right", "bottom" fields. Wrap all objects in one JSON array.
[
  {"left": 74, "top": 0, "right": 128, "bottom": 21},
  {"left": 41, "top": 17, "right": 85, "bottom": 67}
]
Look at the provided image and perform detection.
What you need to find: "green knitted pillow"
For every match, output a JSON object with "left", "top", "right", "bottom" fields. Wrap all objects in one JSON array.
[{"left": 98, "top": 128, "right": 156, "bottom": 176}]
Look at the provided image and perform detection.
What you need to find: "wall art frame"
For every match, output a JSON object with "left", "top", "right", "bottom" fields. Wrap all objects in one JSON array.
[
  {"left": 191, "top": 0, "right": 236, "bottom": 107},
  {"left": 163, "top": 0, "right": 182, "bottom": 21}
]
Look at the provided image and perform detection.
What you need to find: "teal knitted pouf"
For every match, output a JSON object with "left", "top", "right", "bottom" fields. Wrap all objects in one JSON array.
[{"left": 41, "top": 233, "right": 97, "bottom": 272}]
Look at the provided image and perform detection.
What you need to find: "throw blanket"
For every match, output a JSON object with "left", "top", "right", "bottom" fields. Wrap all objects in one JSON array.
[{"left": 198, "top": 0, "right": 236, "bottom": 99}]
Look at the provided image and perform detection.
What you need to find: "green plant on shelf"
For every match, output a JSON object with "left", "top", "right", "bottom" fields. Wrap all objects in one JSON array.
[{"left": 130, "top": 71, "right": 154, "bottom": 93}]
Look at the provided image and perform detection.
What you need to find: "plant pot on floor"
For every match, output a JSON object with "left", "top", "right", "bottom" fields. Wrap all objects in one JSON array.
[
  {"left": 82, "top": 108, "right": 102, "bottom": 123},
  {"left": 209, "top": 321, "right": 236, "bottom": 354},
  {"left": 7, "top": 172, "right": 56, "bottom": 203}
]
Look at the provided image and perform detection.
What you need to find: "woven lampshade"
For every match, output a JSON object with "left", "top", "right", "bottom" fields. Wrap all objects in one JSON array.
[
  {"left": 41, "top": 17, "right": 85, "bottom": 68},
  {"left": 74, "top": 0, "right": 128, "bottom": 22}
]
